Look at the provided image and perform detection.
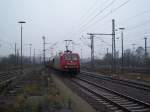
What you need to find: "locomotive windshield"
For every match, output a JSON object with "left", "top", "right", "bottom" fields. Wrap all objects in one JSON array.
[{"left": 64, "top": 54, "right": 78, "bottom": 60}]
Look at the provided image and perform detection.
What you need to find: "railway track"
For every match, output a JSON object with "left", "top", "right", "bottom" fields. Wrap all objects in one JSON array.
[
  {"left": 79, "top": 71, "right": 150, "bottom": 104},
  {"left": 0, "top": 69, "right": 22, "bottom": 93},
  {"left": 80, "top": 71, "right": 150, "bottom": 92},
  {"left": 72, "top": 76, "right": 150, "bottom": 112},
  {"left": 0, "top": 66, "right": 41, "bottom": 94},
  {"left": 0, "top": 70, "right": 21, "bottom": 83}
]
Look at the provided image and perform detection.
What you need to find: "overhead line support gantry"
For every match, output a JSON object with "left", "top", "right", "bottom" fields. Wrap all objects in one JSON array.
[{"left": 87, "top": 19, "right": 116, "bottom": 73}]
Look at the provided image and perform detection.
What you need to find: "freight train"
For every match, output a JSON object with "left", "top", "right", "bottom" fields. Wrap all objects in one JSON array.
[{"left": 50, "top": 50, "right": 80, "bottom": 75}]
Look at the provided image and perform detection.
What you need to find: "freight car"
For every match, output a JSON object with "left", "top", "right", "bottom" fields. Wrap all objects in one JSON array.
[{"left": 51, "top": 50, "right": 80, "bottom": 75}]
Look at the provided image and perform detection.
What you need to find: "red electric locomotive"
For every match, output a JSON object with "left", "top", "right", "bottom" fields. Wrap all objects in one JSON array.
[{"left": 51, "top": 50, "right": 80, "bottom": 74}]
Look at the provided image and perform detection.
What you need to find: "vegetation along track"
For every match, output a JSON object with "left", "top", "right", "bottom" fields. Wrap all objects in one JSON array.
[{"left": 72, "top": 76, "right": 150, "bottom": 112}]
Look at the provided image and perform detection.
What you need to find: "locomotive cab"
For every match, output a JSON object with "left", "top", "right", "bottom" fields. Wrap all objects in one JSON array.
[
  {"left": 61, "top": 51, "right": 80, "bottom": 74},
  {"left": 52, "top": 50, "right": 80, "bottom": 75}
]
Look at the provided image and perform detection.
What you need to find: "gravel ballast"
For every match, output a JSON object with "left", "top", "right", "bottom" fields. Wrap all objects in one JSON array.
[{"left": 51, "top": 74, "right": 96, "bottom": 112}]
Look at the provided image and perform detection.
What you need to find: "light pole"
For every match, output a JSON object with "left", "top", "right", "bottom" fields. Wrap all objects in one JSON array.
[
  {"left": 33, "top": 48, "right": 35, "bottom": 64},
  {"left": 42, "top": 36, "right": 46, "bottom": 65},
  {"left": 119, "top": 28, "right": 125, "bottom": 73},
  {"left": 15, "top": 43, "right": 17, "bottom": 65},
  {"left": 29, "top": 43, "right": 32, "bottom": 64},
  {"left": 18, "top": 21, "right": 26, "bottom": 73},
  {"left": 144, "top": 37, "right": 147, "bottom": 58}
]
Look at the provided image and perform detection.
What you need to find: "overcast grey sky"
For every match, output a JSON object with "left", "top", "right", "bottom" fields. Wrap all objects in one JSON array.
[{"left": 0, "top": 0, "right": 150, "bottom": 58}]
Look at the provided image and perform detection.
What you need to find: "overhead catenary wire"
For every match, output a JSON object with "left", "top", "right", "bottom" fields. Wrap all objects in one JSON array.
[
  {"left": 120, "top": 8, "right": 150, "bottom": 25},
  {"left": 126, "top": 19, "right": 150, "bottom": 31},
  {"left": 66, "top": 0, "right": 132, "bottom": 60},
  {"left": 79, "top": 0, "right": 117, "bottom": 30},
  {"left": 96, "top": 37, "right": 112, "bottom": 46},
  {"left": 61, "top": 0, "right": 131, "bottom": 55},
  {"left": 64, "top": 0, "right": 114, "bottom": 39},
  {"left": 62, "top": 0, "right": 99, "bottom": 39},
  {"left": 68, "top": 0, "right": 131, "bottom": 40},
  {"left": 78, "top": 0, "right": 99, "bottom": 23},
  {"left": 98, "top": 7, "right": 150, "bottom": 32},
  {"left": 96, "top": 6, "right": 150, "bottom": 47},
  {"left": 78, "top": 0, "right": 131, "bottom": 34}
]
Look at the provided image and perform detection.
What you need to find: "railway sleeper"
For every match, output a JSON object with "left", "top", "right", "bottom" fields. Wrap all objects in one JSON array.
[
  {"left": 8, "top": 90, "right": 18, "bottom": 96},
  {"left": 131, "top": 108, "right": 150, "bottom": 112},
  {"left": 77, "top": 81, "right": 128, "bottom": 111},
  {"left": 119, "top": 103, "right": 138, "bottom": 107},
  {"left": 80, "top": 78, "right": 150, "bottom": 110},
  {"left": 76, "top": 82, "right": 118, "bottom": 112},
  {"left": 97, "top": 100, "right": 106, "bottom": 103},
  {"left": 81, "top": 71, "right": 150, "bottom": 92},
  {"left": 109, "top": 106, "right": 119, "bottom": 110},
  {"left": 118, "top": 101, "right": 136, "bottom": 105},
  {"left": 106, "top": 96, "right": 121, "bottom": 99},
  {"left": 105, "top": 104, "right": 115, "bottom": 108},
  {"left": 96, "top": 99, "right": 121, "bottom": 112},
  {"left": 103, "top": 102, "right": 110, "bottom": 105},
  {"left": 126, "top": 106, "right": 145, "bottom": 110},
  {"left": 112, "top": 99, "right": 131, "bottom": 103},
  {"left": 114, "top": 110, "right": 124, "bottom": 112},
  {"left": 106, "top": 104, "right": 121, "bottom": 112},
  {"left": 123, "top": 105, "right": 143, "bottom": 110},
  {"left": 100, "top": 92, "right": 112, "bottom": 96},
  {"left": 90, "top": 94, "right": 108, "bottom": 104},
  {"left": 96, "top": 98, "right": 120, "bottom": 110},
  {"left": 102, "top": 96, "right": 130, "bottom": 103},
  {"left": 90, "top": 96, "right": 112, "bottom": 111},
  {"left": 103, "top": 96, "right": 148, "bottom": 111},
  {"left": 108, "top": 97, "right": 127, "bottom": 102},
  {"left": 113, "top": 101, "right": 131, "bottom": 105},
  {"left": 0, "top": 75, "right": 10, "bottom": 80}
]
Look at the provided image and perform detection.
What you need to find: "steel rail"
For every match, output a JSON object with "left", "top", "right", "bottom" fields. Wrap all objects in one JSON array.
[
  {"left": 81, "top": 71, "right": 150, "bottom": 91},
  {"left": 72, "top": 76, "right": 150, "bottom": 112}
]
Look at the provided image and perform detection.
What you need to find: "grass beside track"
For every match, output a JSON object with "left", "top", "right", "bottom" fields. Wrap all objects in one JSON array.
[{"left": 0, "top": 67, "right": 72, "bottom": 112}]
